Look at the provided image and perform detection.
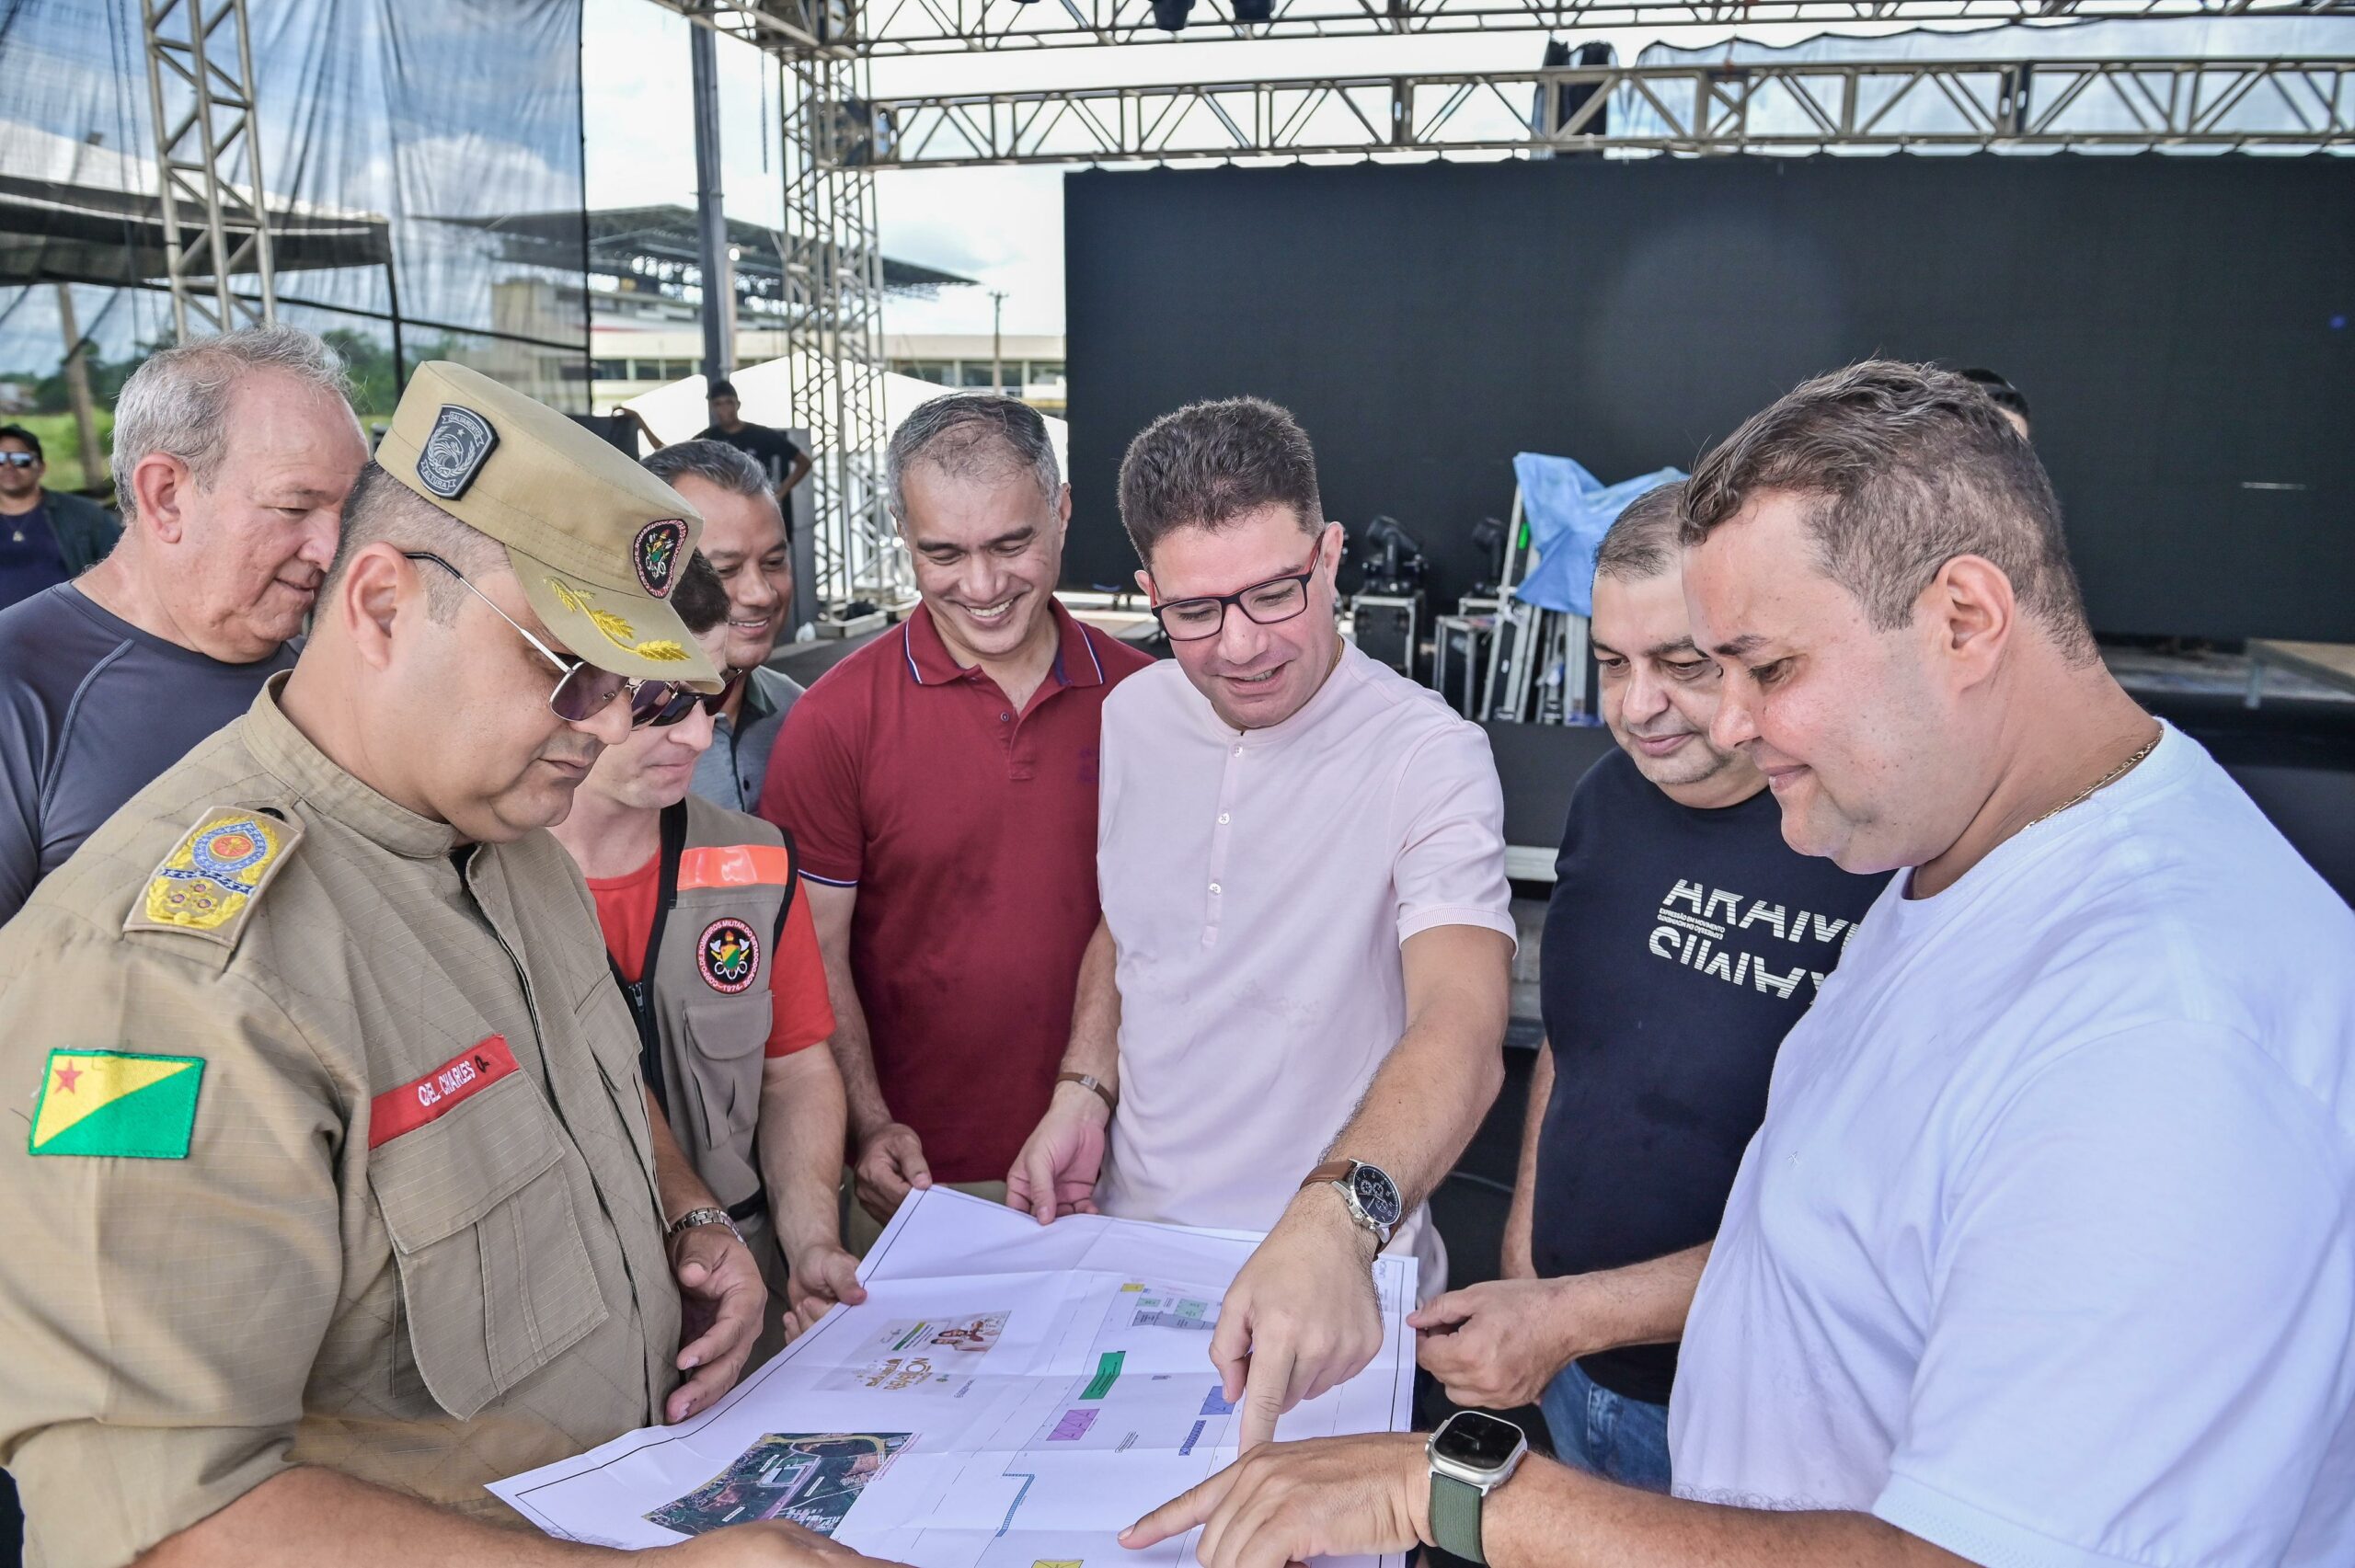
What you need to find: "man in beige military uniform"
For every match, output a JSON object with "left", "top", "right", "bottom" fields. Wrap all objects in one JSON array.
[
  {"left": 0, "top": 362, "right": 892, "bottom": 1568},
  {"left": 549, "top": 555, "right": 866, "bottom": 1364}
]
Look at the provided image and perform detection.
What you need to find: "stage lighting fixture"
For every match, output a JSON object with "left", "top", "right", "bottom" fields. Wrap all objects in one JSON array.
[
  {"left": 1152, "top": 0, "right": 1193, "bottom": 29},
  {"left": 1233, "top": 0, "right": 1275, "bottom": 20}
]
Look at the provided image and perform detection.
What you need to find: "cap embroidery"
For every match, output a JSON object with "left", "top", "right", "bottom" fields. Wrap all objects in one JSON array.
[
  {"left": 633, "top": 520, "right": 687, "bottom": 598},
  {"left": 697, "top": 917, "right": 760, "bottom": 993},
  {"left": 546, "top": 578, "right": 691, "bottom": 662},
  {"left": 416, "top": 406, "right": 498, "bottom": 499}
]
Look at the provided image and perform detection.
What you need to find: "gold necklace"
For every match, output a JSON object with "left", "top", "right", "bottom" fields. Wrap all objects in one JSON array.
[{"left": 2022, "top": 724, "right": 2162, "bottom": 832}]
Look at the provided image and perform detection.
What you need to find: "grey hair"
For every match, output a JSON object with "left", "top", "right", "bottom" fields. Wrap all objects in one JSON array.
[
  {"left": 325, "top": 462, "right": 507, "bottom": 625},
  {"left": 643, "top": 438, "right": 770, "bottom": 500},
  {"left": 109, "top": 325, "right": 354, "bottom": 520},
  {"left": 885, "top": 393, "right": 1061, "bottom": 524},
  {"left": 1593, "top": 480, "right": 1688, "bottom": 585}
]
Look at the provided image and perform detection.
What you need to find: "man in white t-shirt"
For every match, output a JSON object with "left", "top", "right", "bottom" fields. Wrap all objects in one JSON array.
[
  {"left": 1119, "top": 361, "right": 2355, "bottom": 1568},
  {"left": 1007, "top": 395, "right": 1516, "bottom": 1453}
]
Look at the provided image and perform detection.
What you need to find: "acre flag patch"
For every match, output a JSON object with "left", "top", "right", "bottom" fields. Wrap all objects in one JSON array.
[{"left": 30, "top": 1050, "right": 204, "bottom": 1159}]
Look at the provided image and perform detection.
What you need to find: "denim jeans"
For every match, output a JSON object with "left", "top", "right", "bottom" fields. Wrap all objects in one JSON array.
[{"left": 1539, "top": 1360, "right": 1673, "bottom": 1494}]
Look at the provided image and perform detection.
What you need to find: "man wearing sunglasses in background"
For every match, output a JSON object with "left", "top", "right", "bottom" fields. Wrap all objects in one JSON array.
[
  {"left": 550, "top": 549, "right": 865, "bottom": 1363},
  {"left": 1008, "top": 396, "right": 1515, "bottom": 1452},
  {"left": 0, "top": 421, "right": 119, "bottom": 612},
  {"left": 0, "top": 362, "right": 877, "bottom": 1568}
]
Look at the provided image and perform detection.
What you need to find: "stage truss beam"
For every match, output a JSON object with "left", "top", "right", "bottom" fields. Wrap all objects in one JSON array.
[
  {"left": 648, "top": 0, "right": 2351, "bottom": 58},
  {"left": 839, "top": 55, "right": 2355, "bottom": 163},
  {"left": 141, "top": 0, "right": 276, "bottom": 340},
  {"left": 779, "top": 51, "right": 908, "bottom": 605}
]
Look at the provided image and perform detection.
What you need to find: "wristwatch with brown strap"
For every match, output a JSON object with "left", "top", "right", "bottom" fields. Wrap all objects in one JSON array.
[{"left": 1299, "top": 1157, "right": 1403, "bottom": 1248}]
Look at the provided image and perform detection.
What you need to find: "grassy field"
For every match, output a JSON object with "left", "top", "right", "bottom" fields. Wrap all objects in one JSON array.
[{"left": 6, "top": 410, "right": 116, "bottom": 495}]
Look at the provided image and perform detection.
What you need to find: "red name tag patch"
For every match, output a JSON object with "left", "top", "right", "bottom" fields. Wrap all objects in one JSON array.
[{"left": 369, "top": 1036, "right": 518, "bottom": 1149}]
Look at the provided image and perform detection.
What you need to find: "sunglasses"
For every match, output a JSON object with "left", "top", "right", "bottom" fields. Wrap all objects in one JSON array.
[
  {"left": 0, "top": 452, "right": 37, "bottom": 469},
  {"left": 403, "top": 552, "right": 688, "bottom": 727},
  {"left": 631, "top": 666, "right": 745, "bottom": 728}
]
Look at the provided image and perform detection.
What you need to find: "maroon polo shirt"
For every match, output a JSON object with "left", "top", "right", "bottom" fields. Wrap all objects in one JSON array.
[{"left": 759, "top": 600, "right": 1152, "bottom": 1184}]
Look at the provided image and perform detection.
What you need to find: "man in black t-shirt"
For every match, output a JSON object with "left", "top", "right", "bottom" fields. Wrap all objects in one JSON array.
[
  {"left": 1413, "top": 481, "right": 1886, "bottom": 1492},
  {"left": 695, "top": 378, "right": 812, "bottom": 519}
]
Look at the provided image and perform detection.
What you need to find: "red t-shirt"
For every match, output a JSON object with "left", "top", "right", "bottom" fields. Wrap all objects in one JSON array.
[
  {"left": 758, "top": 601, "right": 1152, "bottom": 1183},
  {"left": 586, "top": 853, "right": 834, "bottom": 1057}
]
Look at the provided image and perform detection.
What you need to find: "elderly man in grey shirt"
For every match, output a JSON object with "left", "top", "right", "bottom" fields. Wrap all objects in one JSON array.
[
  {"left": 0, "top": 325, "right": 366, "bottom": 923},
  {"left": 642, "top": 440, "right": 804, "bottom": 811}
]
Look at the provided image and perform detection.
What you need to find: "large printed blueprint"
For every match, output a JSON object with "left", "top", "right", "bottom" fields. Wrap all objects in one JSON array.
[{"left": 491, "top": 1187, "right": 1419, "bottom": 1566}]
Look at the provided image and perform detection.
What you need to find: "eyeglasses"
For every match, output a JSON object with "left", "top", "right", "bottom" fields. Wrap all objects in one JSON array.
[
  {"left": 0, "top": 452, "right": 37, "bottom": 469},
  {"left": 402, "top": 552, "right": 686, "bottom": 727},
  {"left": 630, "top": 666, "right": 745, "bottom": 728},
  {"left": 1149, "top": 549, "right": 1322, "bottom": 642}
]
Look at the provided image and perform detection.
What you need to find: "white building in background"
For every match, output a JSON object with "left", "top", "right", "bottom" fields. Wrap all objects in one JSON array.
[{"left": 574, "top": 203, "right": 1063, "bottom": 416}]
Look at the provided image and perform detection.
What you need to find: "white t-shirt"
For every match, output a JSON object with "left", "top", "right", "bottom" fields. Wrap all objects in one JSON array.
[
  {"left": 1093, "top": 646, "right": 1516, "bottom": 1299},
  {"left": 1671, "top": 723, "right": 2355, "bottom": 1567}
]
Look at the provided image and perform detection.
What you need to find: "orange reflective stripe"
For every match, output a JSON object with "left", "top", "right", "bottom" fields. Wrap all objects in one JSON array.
[{"left": 676, "top": 843, "right": 795, "bottom": 891}]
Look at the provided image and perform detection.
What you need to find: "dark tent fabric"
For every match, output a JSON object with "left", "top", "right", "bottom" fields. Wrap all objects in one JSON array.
[{"left": 0, "top": 0, "right": 591, "bottom": 490}]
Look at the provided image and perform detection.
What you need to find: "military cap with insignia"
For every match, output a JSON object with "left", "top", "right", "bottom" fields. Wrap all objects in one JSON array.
[{"left": 375, "top": 360, "right": 723, "bottom": 692}]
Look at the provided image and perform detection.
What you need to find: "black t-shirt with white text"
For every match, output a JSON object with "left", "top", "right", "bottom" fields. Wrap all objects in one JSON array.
[{"left": 1534, "top": 748, "right": 1888, "bottom": 1404}]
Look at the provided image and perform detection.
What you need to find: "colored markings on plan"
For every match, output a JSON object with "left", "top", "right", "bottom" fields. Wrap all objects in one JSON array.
[
  {"left": 1178, "top": 1420, "right": 1206, "bottom": 1457},
  {"left": 890, "top": 1321, "right": 929, "bottom": 1353},
  {"left": 1082, "top": 1350, "right": 1125, "bottom": 1401},
  {"left": 1049, "top": 1408, "right": 1100, "bottom": 1441},
  {"left": 1200, "top": 1386, "right": 1235, "bottom": 1417}
]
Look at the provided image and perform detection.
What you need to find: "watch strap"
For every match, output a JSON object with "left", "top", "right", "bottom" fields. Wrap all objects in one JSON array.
[
  {"left": 1429, "top": 1471, "right": 1486, "bottom": 1565},
  {"left": 1056, "top": 1071, "right": 1118, "bottom": 1116},
  {"left": 1299, "top": 1159, "right": 1353, "bottom": 1189}
]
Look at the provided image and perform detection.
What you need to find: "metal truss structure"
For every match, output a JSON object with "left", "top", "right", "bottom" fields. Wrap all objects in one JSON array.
[
  {"left": 646, "top": 0, "right": 2349, "bottom": 57},
  {"left": 851, "top": 54, "right": 2355, "bottom": 163},
  {"left": 778, "top": 49, "right": 911, "bottom": 603},
  {"left": 141, "top": 0, "right": 276, "bottom": 340}
]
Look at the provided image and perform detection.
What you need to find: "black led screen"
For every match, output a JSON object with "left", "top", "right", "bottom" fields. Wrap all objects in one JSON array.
[{"left": 1064, "top": 156, "right": 2352, "bottom": 641}]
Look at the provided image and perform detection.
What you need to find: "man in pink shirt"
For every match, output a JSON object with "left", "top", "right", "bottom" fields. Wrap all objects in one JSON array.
[{"left": 1008, "top": 396, "right": 1515, "bottom": 1451}]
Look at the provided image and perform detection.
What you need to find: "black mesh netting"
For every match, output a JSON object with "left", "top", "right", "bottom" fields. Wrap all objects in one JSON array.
[{"left": 0, "top": 0, "right": 590, "bottom": 490}]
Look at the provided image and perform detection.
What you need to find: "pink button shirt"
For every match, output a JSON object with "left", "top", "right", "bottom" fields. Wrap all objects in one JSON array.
[{"left": 1094, "top": 643, "right": 1515, "bottom": 1296}]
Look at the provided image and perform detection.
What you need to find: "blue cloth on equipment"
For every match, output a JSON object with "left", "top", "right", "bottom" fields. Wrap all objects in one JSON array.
[{"left": 1511, "top": 453, "right": 1686, "bottom": 617}]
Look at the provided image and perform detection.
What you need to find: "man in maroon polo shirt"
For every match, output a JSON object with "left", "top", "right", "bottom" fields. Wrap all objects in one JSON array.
[{"left": 759, "top": 394, "right": 1151, "bottom": 1248}]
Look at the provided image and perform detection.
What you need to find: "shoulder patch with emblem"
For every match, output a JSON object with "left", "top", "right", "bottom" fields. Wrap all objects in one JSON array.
[
  {"left": 30, "top": 1049, "right": 204, "bottom": 1159},
  {"left": 125, "top": 806, "right": 304, "bottom": 948}
]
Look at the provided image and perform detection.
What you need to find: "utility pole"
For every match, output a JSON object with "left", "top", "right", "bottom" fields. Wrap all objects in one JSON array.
[
  {"left": 989, "top": 289, "right": 1007, "bottom": 396},
  {"left": 690, "top": 10, "right": 735, "bottom": 386},
  {"left": 54, "top": 285, "right": 104, "bottom": 490}
]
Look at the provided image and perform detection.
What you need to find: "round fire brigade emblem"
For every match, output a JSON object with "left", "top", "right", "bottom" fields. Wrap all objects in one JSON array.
[{"left": 697, "top": 916, "right": 760, "bottom": 994}]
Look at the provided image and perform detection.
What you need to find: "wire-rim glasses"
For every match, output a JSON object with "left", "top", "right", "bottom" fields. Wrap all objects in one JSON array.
[{"left": 403, "top": 552, "right": 687, "bottom": 727}]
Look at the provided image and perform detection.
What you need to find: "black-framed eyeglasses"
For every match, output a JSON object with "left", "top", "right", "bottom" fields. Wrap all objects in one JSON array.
[
  {"left": 403, "top": 552, "right": 687, "bottom": 727},
  {"left": 0, "top": 452, "right": 37, "bottom": 469},
  {"left": 1149, "top": 549, "right": 1322, "bottom": 642}
]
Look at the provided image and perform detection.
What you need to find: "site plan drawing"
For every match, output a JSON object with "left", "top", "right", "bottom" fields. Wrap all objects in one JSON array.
[{"left": 491, "top": 1187, "right": 1419, "bottom": 1567}]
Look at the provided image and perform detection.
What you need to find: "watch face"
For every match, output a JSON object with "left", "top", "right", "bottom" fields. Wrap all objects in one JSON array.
[
  {"left": 1434, "top": 1411, "right": 1525, "bottom": 1473},
  {"left": 1350, "top": 1163, "right": 1404, "bottom": 1229}
]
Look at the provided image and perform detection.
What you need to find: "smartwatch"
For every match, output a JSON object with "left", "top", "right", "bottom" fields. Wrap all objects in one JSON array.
[
  {"left": 1299, "top": 1158, "right": 1403, "bottom": 1247},
  {"left": 1426, "top": 1411, "right": 1528, "bottom": 1566}
]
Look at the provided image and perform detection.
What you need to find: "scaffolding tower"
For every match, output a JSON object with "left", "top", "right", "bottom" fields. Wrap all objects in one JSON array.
[{"left": 140, "top": 0, "right": 277, "bottom": 340}]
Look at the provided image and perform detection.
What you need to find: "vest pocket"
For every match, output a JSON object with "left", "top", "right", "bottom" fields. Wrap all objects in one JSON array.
[
  {"left": 369, "top": 1071, "right": 611, "bottom": 1420},
  {"left": 680, "top": 990, "right": 773, "bottom": 1155}
]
